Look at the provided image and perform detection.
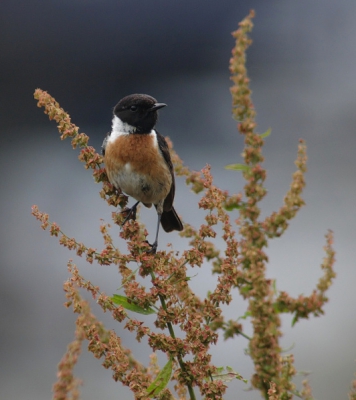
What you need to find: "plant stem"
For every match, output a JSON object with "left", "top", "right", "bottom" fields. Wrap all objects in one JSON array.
[{"left": 150, "top": 271, "right": 196, "bottom": 400}]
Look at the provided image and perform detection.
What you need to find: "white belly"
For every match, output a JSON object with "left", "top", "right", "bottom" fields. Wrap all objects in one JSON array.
[{"left": 111, "top": 162, "right": 171, "bottom": 205}]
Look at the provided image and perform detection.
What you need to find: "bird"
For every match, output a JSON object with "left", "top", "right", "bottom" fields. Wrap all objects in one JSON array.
[{"left": 102, "top": 93, "right": 183, "bottom": 253}]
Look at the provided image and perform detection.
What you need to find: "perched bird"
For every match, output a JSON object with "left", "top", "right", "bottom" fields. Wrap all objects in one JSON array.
[{"left": 102, "top": 94, "right": 183, "bottom": 253}]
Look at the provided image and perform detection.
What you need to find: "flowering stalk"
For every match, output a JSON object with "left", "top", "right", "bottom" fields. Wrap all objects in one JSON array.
[
  {"left": 227, "top": 10, "right": 336, "bottom": 399},
  {"left": 349, "top": 374, "right": 356, "bottom": 400},
  {"left": 32, "top": 10, "right": 337, "bottom": 400}
]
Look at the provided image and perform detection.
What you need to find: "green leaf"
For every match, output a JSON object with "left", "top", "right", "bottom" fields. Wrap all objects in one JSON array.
[
  {"left": 147, "top": 358, "right": 173, "bottom": 397},
  {"left": 224, "top": 203, "right": 242, "bottom": 211},
  {"left": 272, "top": 279, "right": 277, "bottom": 294},
  {"left": 260, "top": 128, "right": 271, "bottom": 139},
  {"left": 291, "top": 314, "right": 298, "bottom": 327},
  {"left": 111, "top": 294, "right": 156, "bottom": 315},
  {"left": 273, "top": 301, "right": 288, "bottom": 314},
  {"left": 238, "top": 311, "right": 252, "bottom": 321},
  {"left": 225, "top": 163, "right": 251, "bottom": 171},
  {"left": 211, "top": 366, "right": 247, "bottom": 383},
  {"left": 240, "top": 284, "right": 252, "bottom": 295}
]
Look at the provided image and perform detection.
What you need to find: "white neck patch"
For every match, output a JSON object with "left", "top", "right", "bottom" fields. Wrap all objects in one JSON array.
[
  {"left": 109, "top": 115, "right": 136, "bottom": 142},
  {"left": 109, "top": 116, "right": 157, "bottom": 146}
]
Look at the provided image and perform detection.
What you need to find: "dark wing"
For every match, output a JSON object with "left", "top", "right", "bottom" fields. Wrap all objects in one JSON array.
[
  {"left": 156, "top": 131, "right": 175, "bottom": 211},
  {"left": 101, "top": 133, "right": 109, "bottom": 156}
]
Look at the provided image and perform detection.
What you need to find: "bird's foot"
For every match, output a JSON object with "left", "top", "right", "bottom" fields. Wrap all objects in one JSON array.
[
  {"left": 145, "top": 240, "right": 158, "bottom": 255},
  {"left": 120, "top": 202, "right": 139, "bottom": 227}
]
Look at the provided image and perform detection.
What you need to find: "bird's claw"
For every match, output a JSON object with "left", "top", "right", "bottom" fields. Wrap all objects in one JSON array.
[
  {"left": 120, "top": 205, "right": 137, "bottom": 227},
  {"left": 145, "top": 240, "right": 157, "bottom": 254}
]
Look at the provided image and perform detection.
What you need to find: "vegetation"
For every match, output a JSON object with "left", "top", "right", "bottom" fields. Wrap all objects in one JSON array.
[{"left": 32, "top": 10, "right": 349, "bottom": 400}]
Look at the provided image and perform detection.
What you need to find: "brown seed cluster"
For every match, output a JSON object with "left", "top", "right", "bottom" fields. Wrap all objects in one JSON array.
[{"left": 32, "top": 10, "right": 337, "bottom": 400}]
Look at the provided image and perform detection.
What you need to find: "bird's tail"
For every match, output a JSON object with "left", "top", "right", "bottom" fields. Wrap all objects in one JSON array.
[{"left": 160, "top": 207, "right": 183, "bottom": 232}]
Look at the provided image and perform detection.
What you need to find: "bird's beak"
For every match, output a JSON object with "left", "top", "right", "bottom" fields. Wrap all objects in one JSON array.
[{"left": 149, "top": 103, "right": 167, "bottom": 112}]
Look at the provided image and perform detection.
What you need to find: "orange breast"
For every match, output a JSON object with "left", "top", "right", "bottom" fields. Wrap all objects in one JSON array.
[
  {"left": 105, "top": 133, "right": 166, "bottom": 175},
  {"left": 104, "top": 133, "right": 172, "bottom": 204}
]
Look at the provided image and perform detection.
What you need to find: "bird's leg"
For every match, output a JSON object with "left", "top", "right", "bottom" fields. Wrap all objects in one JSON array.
[
  {"left": 146, "top": 212, "right": 162, "bottom": 254},
  {"left": 121, "top": 201, "right": 140, "bottom": 227}
]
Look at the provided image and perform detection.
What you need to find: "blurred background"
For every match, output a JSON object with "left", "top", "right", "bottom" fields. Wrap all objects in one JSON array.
[{"left": 1, "top": 1, "right": 356, "bottom": 399}]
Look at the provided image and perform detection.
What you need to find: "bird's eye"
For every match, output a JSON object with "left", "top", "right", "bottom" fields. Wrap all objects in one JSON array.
[{"left": 130, "top": 105, "right": 138, "bottom": 112}]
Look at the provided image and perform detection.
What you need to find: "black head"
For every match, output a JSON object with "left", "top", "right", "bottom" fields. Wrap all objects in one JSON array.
[{"left": 113, "top": 94, "right": 166, "bottom": 133}]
